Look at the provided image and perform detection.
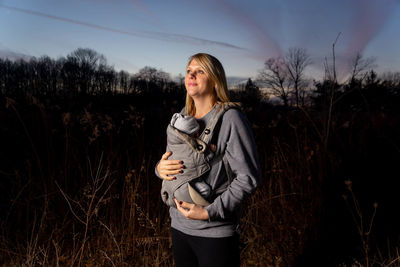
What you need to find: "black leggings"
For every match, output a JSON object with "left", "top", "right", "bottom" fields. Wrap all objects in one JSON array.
[{"left": 171, "top": 228, "right": 240, "bottom": 267}]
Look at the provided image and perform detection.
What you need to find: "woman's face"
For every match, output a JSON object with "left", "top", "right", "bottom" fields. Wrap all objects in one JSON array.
[{"left": 185, "top": 59, "right": 215, "bottom": 99}]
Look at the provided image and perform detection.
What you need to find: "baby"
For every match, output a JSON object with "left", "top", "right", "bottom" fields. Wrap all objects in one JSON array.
[
  {"left": 169, "top": 113, "right": 213, "bottom": 199},
  {"left": 170, "top": 113, "right": 200, "bottom": 138}
]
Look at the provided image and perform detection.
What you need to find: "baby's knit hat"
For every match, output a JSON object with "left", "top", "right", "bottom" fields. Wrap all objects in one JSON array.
[{"left": 170, "top": 113, "right": 200, "bottom": 135}]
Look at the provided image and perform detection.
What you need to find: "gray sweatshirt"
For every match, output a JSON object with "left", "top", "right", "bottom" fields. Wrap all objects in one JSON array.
[{"left": 157, "top": 105, "right": 260, "bottom": 238}]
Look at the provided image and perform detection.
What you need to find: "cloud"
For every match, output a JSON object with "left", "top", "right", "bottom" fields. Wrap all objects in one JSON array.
[
  {"left": 0, "top": 48, "right": 32, "bottom": 61},
  {"left": 334, "top": 0, "right": 399, "bottom": 79},
  {"left": 345, "top": 0, "right": 399, "bottom": 57},
  {"left": 212, "top": 0, "right": 283, "bottom": 59},
  {"left": 128, "top": 0, "right": 167, "bottom": 30},
  {"left": 0, "top": 4, "right": 247, "bottom": 51},
  {"left": 0, "top": 42, "right": 32, "bottom": 60},
  {"left": 129, "top": 0, "right": 162, "bottom": 25}
]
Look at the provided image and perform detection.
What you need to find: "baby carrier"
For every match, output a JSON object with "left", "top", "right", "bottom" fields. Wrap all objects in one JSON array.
[{"left": 161, "top": 102, "right": 237, "bottom": 208}]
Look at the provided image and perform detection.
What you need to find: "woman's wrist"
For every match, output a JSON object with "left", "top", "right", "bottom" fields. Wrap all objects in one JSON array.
[{"left": 155, "top": 161, "right": 162, "bottom": 179}]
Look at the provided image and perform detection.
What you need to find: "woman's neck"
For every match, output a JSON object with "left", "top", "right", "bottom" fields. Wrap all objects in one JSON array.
[{"left": 193, "top": 97, "right": 215, "bottom": 119}]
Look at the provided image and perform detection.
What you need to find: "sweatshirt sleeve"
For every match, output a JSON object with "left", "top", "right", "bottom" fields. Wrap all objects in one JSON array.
[
  {"left": 155, "top": 161, "right": 162, "bottom": 179},
  {"left": 155, "top": 145, "right": 168, "bottom": 179},
  {"left": 206, "top": 109, "right": 260, "bottom": 221}
]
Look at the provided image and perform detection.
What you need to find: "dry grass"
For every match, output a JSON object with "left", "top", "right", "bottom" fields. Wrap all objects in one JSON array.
[{"left": 0, "top": 94, "right": 399, "bottom": 266}]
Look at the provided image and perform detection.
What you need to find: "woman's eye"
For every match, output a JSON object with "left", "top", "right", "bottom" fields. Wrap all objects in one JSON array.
[
  {"left": 186, "top": 70, "right": 191, "bottom": 74},
  {"left": 198, "top": 70, "right": 204, "bottom": 74}
]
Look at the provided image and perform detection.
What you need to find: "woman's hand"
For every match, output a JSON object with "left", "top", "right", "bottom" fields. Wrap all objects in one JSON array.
[
  {"left": 174, "top": 199, "right": 209, "bottom": 220},
  {"left": 156, "top": 151, "right": 184, "bottom": 181}
]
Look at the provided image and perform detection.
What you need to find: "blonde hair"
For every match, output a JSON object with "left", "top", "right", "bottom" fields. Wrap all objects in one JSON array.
[{"left": 185, "top": 53, "right": 231, "bottom": 116}]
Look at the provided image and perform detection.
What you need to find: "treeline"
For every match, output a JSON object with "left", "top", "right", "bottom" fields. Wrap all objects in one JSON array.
[
  {"left": 1, "top": 47, "right": 400, "bottom": 114},
  {"left": 0, "top": 48, "right": 183, "bottom": 98}
]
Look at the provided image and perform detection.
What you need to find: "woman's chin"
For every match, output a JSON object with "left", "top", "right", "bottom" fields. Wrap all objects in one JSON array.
[{"left": 186, "top": 90, "right": 199, "bottom": 97}]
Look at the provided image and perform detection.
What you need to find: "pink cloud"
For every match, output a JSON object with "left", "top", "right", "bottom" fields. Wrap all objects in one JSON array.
[
  {"left": 345, "top": 0, "right": 398, "bottom": 57},
  {"left": 213, "top": 0, "right": 283, "bottom": 59}
]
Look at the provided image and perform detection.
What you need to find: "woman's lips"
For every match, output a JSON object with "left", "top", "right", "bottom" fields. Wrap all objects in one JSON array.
[{"left": 188, "top": 83, "right": 197, "bottom": 87}]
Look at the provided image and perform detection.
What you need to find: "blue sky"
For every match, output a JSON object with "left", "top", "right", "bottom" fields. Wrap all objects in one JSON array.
[{"left": 1, "top": 0, "right": 399, "bottom": 80}]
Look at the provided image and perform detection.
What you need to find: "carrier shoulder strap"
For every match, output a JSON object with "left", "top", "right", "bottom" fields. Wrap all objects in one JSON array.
[
  {"left": 199, "top": 102, "right": 239, "bottom": 144},
  {"left": 180, "top": 106, "right": 187, "bottom": 115},
  {"left": 202, "top": 102, "right": 240, "bottom": 185}
]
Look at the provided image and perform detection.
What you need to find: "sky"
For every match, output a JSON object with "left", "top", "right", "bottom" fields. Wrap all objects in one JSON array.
[{"left": 1, "top": 0, "right": 400, "bottom": 80}]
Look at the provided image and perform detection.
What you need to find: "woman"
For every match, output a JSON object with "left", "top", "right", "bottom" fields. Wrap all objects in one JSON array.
[{"left": 156, "top": 53, "right": 260, "bottom": 267}]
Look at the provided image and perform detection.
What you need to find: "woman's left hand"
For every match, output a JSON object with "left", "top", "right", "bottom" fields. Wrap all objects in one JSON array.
[{"left": 174, "top": 199, "right": 209, "bottom": 220}]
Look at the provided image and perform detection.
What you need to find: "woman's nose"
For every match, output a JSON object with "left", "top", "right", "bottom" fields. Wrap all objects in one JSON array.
[{"left": 189, "top": 72, "right": 196, "bottom": 78}]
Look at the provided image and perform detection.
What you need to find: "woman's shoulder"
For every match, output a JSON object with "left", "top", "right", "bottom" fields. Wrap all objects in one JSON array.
[
  {"left": 218, "top": 105, "right": 254, "bottom": 143},
  {"left": 222, "top": 105, "right": 246, "bottom": 122},
  {"left": 219, "top": 105, "right": 251, "bottom": 133}
]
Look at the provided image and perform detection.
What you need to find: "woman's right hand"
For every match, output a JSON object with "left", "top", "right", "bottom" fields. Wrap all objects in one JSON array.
[{"left": 156, "top": 151, "right": 184, "bottom": 181}]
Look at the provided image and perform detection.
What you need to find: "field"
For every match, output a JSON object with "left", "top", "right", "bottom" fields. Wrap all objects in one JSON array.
[{"left": 1, "top": 54, "right": 400, "bottom": 266}]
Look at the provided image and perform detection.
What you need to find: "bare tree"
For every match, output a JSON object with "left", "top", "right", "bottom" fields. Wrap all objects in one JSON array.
[
  {"left": 135, "top": 66, "right": 170, "bottom": 83},
  {"left": 67, "top": 48, "right": 107, "bottom": 95},
  {"left": 134, "top": 66, "right": 171, "bottom": 94},
  {"left": 69, "top": 48, "right": 107, "bottom": 68},
  {"left": 258, "top": 47, "right": 311, "bottom": 107},
  {"left": 348, "top": 52, "right": 376, "bottom": 85},
  {"left": 380, "top": 71, "right": 400, "bottom": 86},
  {"left": 285, "top": 48, "right": 311, "bottom": 107},
  {"left": 118, "top": 70, "right": 130, "bottom": 94},
  {"left": 258, "top": 57, "right": 291, "bottom": 107}
]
